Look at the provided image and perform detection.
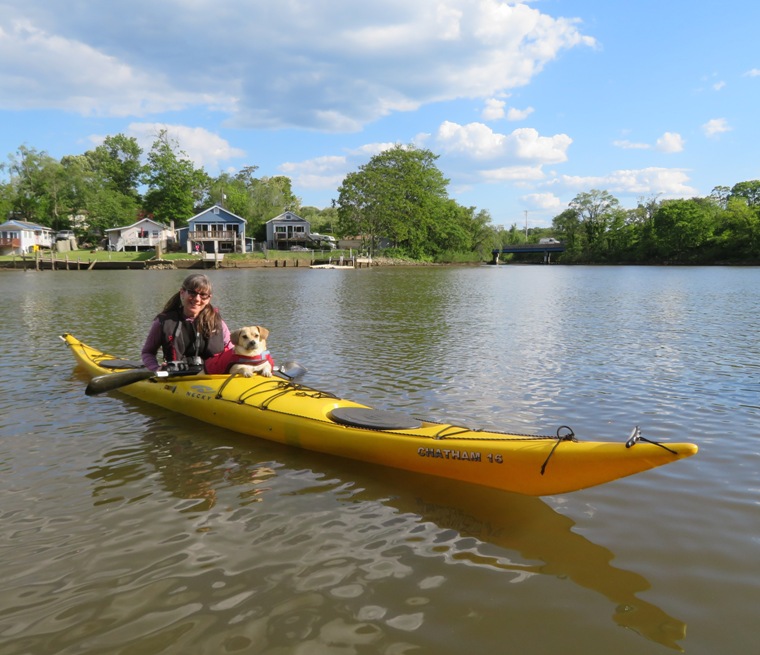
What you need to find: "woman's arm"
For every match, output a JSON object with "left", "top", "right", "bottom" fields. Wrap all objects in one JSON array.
[{"left": 141, "top": 319, "right": 163, "bottom": 371}]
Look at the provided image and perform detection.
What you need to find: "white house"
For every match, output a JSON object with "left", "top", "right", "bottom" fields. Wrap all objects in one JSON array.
[
  {"left": 0, "top": 219, "right": 54, "bottom": 255},
  {"left": 105, "top": 218, "right": 175, "bottom": 252}
]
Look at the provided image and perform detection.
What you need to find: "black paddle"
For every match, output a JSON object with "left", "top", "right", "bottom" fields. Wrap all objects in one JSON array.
[
  {"left": 85, "top": 368, "right": 179, "bottom": 396},
  {"left": 85, "top": 361, "right": 308, "bottom": 396}
]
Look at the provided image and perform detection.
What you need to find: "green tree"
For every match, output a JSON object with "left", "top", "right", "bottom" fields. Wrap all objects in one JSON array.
[
  {"left": 0, "top": 177, "right": 12, "bottom": 220},
  {"left": 206, "top": 168, "right": 299, "bottom": 239},
  {"left": 569, "top": 189, "right": 620, "bottom": 258},
  {"left": 5, "top": 145, "right": 61, "bottom": 225},
  {"left": 86, "top": 134, "right": 143, "bottom": 201},
  {"left": 713, "top": 196, "right": 760, "bottom": 259},
  {"left": 730, "top": 180, "right": 760, "bottom": 206},
  {"left": 336, "top": 145, "right": 450, "bottom": 257},
  {"left": 652, "top": 198, "right": 714, "bottom": 262},
  {"left": 143, "top": 130, "right": 209, "bottom": 225},
  {"left": 552, "top": 208, "right": 582, "bottom": 258}
]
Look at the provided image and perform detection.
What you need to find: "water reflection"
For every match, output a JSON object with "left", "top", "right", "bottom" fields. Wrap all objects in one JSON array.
[{"left": 81, "top": 401, "right": 686, "bottom": 651}]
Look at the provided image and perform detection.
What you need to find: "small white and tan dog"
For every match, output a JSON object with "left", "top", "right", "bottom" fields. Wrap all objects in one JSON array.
[{"left": 228, "top": 325, "right": 274, "bottom": 377}]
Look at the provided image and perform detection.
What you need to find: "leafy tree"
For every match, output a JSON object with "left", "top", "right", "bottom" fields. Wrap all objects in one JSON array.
[
  {"left": 569, "top": 189, "right": 620, "bottom": 258},
  {"left": 710, "top": 185, "right": 731, "bottom": 209},
  {"left": 552, "top": 208, "right": 582, "bottom": 258},
  {"left": 468, "top": 208, "right": 498, "bottom": 259},
  {"left": 142, "top": 130, "right": 209, "bottom": 225},
  {"left": 713, "top": 196, "right": 760, "bottom": 259},
  {"left": 0, "top": 177, "right": 12, "bottom": 220},
  {"left": 206, "top": 167, "right": 299, "bottom": 239},
  {"left": 336, "top": 145, "right": 449, "bottom": 256},
  {"left": 730, "top": 180, "right": 760, "bottom": 206},
  {"left": 652, "top": 198, "right": 715, "bottom": 262},
  {"left": 4, "top": 146, "right": 61, "bottom": 225},
  {"left": 251, "top": 176, "right": 299, "bottom": 220},
  {"left": 86, "top": 134, "right": 143, "bottom": 201}
]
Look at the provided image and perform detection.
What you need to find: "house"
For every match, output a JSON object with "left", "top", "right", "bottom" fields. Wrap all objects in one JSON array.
[
  {"left": 182, "top": 205, "right": 247, "bottom": 254},
  {"left": 105, "top": 218, "right": 175, "bottom": 252},
  {"left": 0, "top": 219, "right": 54, "bottom": 255},
  {"left": 265, "top": 211, "right": 312, "bottom": 250}
]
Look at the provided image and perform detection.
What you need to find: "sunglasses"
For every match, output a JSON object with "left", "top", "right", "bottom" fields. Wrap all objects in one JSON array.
[{"left": 182, "top": 288, "right": 211, "bottom": 300}]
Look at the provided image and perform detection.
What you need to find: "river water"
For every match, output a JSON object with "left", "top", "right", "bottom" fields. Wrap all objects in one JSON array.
[{"left": 1, "top": 265, "right": 758, "bottom": 655}]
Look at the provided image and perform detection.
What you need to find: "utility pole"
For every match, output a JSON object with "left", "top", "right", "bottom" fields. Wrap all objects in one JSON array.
[{"left": 524, "top": 210, "right": 529, "bottom": 241}]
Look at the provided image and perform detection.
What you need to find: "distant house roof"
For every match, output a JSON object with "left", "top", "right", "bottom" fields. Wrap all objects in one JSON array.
[
  {"left": 0, "top": 219, "right": 53, "bottom": 232},
  {"left": 266, "top": 211, "right": 308, "bottom": 224},
  {"left": 104, "top": 218, "right": 169, "bottom": 233},
  {"left": 188, "top": 204, "right": 247, "bottom": 225}
]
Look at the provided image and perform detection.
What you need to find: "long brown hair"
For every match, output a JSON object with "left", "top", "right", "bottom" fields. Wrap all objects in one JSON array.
[{"left": 162, "top": 273, "right": 223, "bottom": 337}]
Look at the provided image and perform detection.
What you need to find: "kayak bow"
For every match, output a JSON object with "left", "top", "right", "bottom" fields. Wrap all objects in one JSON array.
[{"left": 61, "top": 333, "right": 697, "bottom": 496}]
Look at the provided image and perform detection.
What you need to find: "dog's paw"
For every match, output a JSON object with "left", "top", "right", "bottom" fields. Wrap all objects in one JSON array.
[{"left": 260, "top": 363, "right": 273, "bottom": 377}]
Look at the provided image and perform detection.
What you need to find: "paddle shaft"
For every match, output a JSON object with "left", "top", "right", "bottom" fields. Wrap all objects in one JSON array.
[
  {"left": 85, "top": 361, "right": 307, "bottom": 395},
  {"left": 85, "top": 368, "right": 170, "bottom": 395}
]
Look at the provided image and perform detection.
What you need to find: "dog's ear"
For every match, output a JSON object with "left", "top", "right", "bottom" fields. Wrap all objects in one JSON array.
[
  {"left": 258, "top": 326, "right": 269, "bottom": 341},
  {"left": 230, "top": 329, "right": 241, "bottom": 345}
]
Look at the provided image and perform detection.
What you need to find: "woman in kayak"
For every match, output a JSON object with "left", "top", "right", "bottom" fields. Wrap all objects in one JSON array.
[{"left": 141, "top": 273, "right": 232, "bottom": 371}]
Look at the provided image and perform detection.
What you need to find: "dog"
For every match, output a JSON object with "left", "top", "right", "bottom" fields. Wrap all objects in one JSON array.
[{"left": 228, "top": 326, "right": 274, "bottom": 377}]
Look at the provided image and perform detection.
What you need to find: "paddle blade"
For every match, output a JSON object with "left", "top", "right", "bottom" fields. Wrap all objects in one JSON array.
[
  {"left": 276, "top": 361, "right": 308, "bottom": 381},
  {"left": 85, "top": 369, "right": 161, "bottom": 396}
]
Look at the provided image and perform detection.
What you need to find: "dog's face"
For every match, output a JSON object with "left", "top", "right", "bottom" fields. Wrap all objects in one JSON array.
[{"left": 230, "top": 326, "right": 269, "bottom": 356}]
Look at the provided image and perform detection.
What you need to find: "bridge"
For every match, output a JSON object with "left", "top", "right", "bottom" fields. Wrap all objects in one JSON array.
[{"left": 491, "top": 243, "right": 565, "bottom": 264}]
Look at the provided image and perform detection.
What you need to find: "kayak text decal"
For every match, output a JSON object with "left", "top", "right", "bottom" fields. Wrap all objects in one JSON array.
[
  {"left": 417, "top": 448, "right": 504, "bottom": 464},
  {"left": 186, "top": 384, "right": 215, "bottom": 401}
]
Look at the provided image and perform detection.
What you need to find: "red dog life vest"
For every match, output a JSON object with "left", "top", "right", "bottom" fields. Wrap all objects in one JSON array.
[{"left": 204, "top": 348, "right": 275, "bottom": 375}]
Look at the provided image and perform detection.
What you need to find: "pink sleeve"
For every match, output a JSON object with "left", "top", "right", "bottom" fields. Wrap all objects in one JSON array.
[
  {"left": 141, "top": 318, "right": 163, "bottom": 371},
  {"left": 221, "top": 320, "right": 233, "bottom": 350}
]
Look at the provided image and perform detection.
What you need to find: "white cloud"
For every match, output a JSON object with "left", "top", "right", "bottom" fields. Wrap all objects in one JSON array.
[
  {"left": 744, "top": 68, "right": 760, "bottom": 77},
  {"left": 558, "top": 167, "right": 696, "bottom": 197},
  {"left": 483, "top": 98, "right": 506, "bottom": 120},
  {"left": 109, "top": 123, "right": 245, "bottom": 171},
  {"left": 520, "top": 192, "right": 562, "bottom": 210},
  {"left": 702, "top": 118, "right": 732, "bottom": 137},
  {"left": 480, "top": 165, "right": 546, "bottom": 182},
  {"left": 655, "top": 132, "right": 685, "bottom": 153},
  {"left": 712, "top": 81, "right": 726, "bottom": 91},
  {"left": 280, "top": 155, "right": 348, "bottom": 190},
  {"left": 613, "top": 139, "right": 650, "bottom": 150},
  {"left": 0, "top": 1, "right": 594, "bottom": 131},
  {"left": 613, "top": 132, "right": 684, "bottom": 153},
  {"left": 278, "top": 142, "right": 404, "bottom": 191},
  {"left": 506, "top": 106, "right": 534, "bottom": 121},
  {"left": 0, "top": 19, "right": 220, "bottom": 116},
  {"left": 433, "top": 121, "right": 572, "bottom": 164}
]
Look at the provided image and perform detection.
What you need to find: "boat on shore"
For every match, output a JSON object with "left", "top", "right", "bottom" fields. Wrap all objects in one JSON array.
[{"left": 61, "top": 334, "right": 697, "bottom": 496}]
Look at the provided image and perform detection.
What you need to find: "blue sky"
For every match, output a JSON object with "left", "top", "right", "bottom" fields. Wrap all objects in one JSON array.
[{"left": 1, "top": 0, "right": 758, "bottom": 229}]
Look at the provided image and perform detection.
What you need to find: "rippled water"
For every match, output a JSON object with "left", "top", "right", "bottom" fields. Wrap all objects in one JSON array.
[{"left": 1, "top": 265, "right": 758, "bottom": 654}]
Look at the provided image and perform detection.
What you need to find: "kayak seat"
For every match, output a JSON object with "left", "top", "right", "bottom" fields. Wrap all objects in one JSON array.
[{"left": 329, "top": 407, "right": 423, "bottom": 430}]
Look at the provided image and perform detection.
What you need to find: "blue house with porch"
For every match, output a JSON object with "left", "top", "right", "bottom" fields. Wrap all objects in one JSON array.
[{"left": 181, "top": 205, "right": 247, "bottom": 254}]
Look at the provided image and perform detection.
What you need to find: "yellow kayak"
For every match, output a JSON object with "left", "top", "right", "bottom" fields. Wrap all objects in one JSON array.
[{"left": 62, "top": 334, "right": 697, "bottom": 496}]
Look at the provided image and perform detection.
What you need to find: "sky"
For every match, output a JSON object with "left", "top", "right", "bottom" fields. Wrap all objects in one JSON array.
[{"left": 1, "top": 0, "right": 758, "bottom": 229}]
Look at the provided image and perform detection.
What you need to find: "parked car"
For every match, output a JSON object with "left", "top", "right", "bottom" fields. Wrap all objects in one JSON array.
[
  {"left": 539, "top": 237, "right": 560, "bottom": 245},
  {"left": 56, "top": 230, "right": 76, "bottom": 241},
  {"left": 289, "top": 245, "right": 310, "bottom": 251}
]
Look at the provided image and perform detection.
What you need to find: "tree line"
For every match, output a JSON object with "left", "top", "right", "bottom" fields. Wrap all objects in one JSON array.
[
  {"left": 0, "top": 131, "right": 325, "bottom": 243},
  {"left": 2, "top": 133, "right": 758, "bottom": 263},
  {"left": 543, "top": 185, "right": 760, "bottom": 264}
]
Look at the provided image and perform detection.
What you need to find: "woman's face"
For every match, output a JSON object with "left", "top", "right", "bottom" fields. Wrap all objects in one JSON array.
[{"left": 180, "top": 286, "right": 211, "bottom": 318}]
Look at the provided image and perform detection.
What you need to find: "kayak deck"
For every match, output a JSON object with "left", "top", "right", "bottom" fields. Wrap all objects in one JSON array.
[{"left": 61, "top": 333, "right": 698, "bottom": 496}]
